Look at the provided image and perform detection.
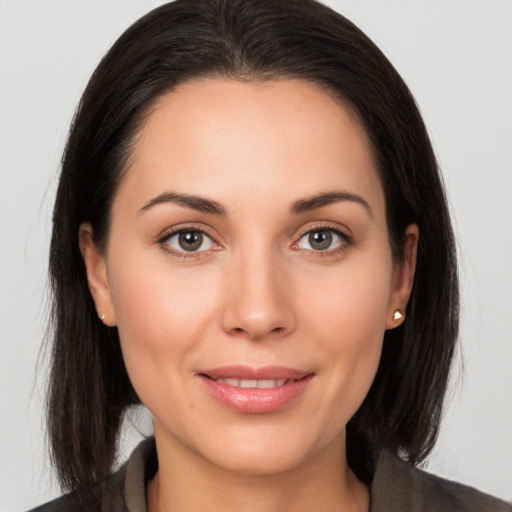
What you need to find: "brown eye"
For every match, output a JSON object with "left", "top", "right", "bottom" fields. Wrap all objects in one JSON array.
[
  {"left": 296, "top": 229, "right": 346, "bottom": 252},
  {"left": 308, "top": 231, "right": 332, "bottom": 251},
  {"left": 178, "top": 231, "right": 203, "bottom": 251},
  {"left": 165, "top": 230, "right": 214, "bottom": 253}
]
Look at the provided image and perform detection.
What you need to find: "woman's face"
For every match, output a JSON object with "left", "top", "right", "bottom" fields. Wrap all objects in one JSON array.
[{"left": 81, "top": 78, "right": 417, "bottom": 475}]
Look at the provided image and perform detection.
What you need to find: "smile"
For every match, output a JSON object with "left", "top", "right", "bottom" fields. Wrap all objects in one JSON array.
[
  {"left": 198, "top": 366, "right": 314, "bottom": 413},
  {"left": 213, "top": 378, "right": 288, "bottom": 388}
]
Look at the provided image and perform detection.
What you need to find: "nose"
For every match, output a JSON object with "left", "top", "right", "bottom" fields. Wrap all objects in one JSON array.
[{"left": 221, "top": 249, "right": 296, "bottom": 341}]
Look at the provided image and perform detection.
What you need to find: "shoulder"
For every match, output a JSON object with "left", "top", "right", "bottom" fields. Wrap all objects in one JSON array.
[
  {"left": 26, "top": 437, "right": 156, "bottom": 512},
  {"left": 26, "top": 475, "right": 128, "bottom": 512},
  {"left": 27, "top": 490, "right": 102, "bottom": 512},
  {"left": 26, "top": 470, "right": 128, "bottom": 512},
  {"left": 371, "top": 449, "right": 512, "bottom": 512},
  {"left": 26, "top": 459, "right": 126, "bottom": 512}
]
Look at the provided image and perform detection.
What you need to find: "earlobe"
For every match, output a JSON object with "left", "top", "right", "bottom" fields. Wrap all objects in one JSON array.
[
  {"left": 386, "top": 224, "right": 419, "bottom": 330},
  {"left": 78, "top": 223, "right": 117, "bottom": 326}
]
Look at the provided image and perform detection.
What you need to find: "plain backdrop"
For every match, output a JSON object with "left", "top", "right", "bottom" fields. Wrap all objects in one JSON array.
[{"left": 1, "top": 1, "right": 511, "bottom": 510}]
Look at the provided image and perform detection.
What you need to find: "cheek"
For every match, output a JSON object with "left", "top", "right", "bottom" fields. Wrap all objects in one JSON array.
[
  {"left": 106, "top": 250, "right": 221, "bottom": 386},
  {"left": 299, "top": 258, "right": 392, "bottom": 412},
  {"left": 301, "top": 255, "right": 393, "bottom": 344}
]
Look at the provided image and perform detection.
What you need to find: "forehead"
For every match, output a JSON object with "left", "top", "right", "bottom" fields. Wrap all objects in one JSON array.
[{"left": 120, "top": 78, "right": 384, "bottom": 217}]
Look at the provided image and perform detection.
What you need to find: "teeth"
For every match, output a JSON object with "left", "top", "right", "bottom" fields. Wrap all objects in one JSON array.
[
  {"left": 215, "top": 378, "right": 288, "bottom": 389},
  {"left": 240, "top": 379, "right": 257, "bottom": 388}
]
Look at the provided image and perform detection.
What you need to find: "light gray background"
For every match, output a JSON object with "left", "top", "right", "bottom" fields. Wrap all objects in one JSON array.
[{"left": 1, "top": 1, "right": 511, "bottom": 510}]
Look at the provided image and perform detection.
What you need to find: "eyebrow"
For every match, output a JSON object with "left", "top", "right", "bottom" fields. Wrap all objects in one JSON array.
[
  {"left": 139, "top": 192, "right": 227, "bottom": 216},
  {"left": 139, "top": 190, "right": 372, "bottom": 218},
  {"left": 289, "top": 191, "right": 373, "bottom": 218}
]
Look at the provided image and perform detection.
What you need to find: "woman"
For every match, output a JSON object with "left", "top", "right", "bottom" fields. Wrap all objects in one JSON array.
[{"left": 29, "top": 0, "right": 510, "bottom": 510}]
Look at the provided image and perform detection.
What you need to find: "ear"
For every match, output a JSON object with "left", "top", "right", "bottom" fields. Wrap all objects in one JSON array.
[
  {"left": 78, "top": 223, "right": 117, "bottom": 327},
  {"left": 386, "top": 224, "right": 419, "bottom": 329}
]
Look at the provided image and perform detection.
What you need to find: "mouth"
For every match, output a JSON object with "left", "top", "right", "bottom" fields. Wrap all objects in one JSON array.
[
  {"left": 206, "top": 377, "right": 291, "bottom": 389},
  {"left": 197, "top": 366, "right": 314, "bottom": 413}
]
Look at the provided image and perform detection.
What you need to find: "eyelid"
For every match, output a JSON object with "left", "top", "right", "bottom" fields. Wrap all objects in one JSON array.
[
  {"left": 157, "top": 223, "right": 222, "bottom": 258},
  {"left": 294, "top": 222, "right": 352, "bottom": 242},
  {"left": 157, "top": 222, "right": 219, "bottom": 241},
  {"left": 292, "top": 222, "right": 353, "bottom": 254}
]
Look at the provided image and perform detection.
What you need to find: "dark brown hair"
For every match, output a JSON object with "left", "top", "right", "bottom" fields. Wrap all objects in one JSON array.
[{"left": 48, "top": 0, "right": 458, "bottom": 491}]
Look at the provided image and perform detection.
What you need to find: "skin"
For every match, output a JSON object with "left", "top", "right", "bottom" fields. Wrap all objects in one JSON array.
[{"left": 80, "top": 78, "right": 418, "bottom": 512}]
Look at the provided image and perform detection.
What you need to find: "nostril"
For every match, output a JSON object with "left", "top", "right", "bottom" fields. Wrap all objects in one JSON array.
[{"left": 228, "top": 325, "right": 286, "bottom": 339}]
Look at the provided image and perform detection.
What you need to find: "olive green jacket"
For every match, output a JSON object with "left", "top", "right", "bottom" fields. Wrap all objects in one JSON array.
[{"left": 30, "top": 437, "right": 511, "bottom": 511}]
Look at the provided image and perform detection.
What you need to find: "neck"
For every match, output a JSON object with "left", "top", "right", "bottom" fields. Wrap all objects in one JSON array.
[{"left": 147, "top": 427, "right": 369, "bottom": 512}]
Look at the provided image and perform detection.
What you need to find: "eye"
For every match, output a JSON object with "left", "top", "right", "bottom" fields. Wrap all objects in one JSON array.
[
  {"left": 164, "top": 230, "right": 215, "bottom": 253},
  {"left": 296, "top": 229, "right": 347, "bottom": 252}
]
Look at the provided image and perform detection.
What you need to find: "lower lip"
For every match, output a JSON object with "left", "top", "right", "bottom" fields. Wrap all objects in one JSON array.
[{"left": 199, "top": 375, "right": 314, "bottom": 413}]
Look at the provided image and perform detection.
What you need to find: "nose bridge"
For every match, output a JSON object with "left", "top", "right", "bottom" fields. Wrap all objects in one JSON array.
[{"left": 222, "top": 240, "right": 295, "bottom": 340}]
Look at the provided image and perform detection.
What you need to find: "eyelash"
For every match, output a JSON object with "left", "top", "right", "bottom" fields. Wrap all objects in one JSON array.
[
  {"left": 293, "top": 224, "right": 352, "bottom": 258},
  {"left": 157, "top": 224, "right": 352, "bottom": 260},
  {"left": 157, "top": 226, "right": 219, "bottom": 260}
]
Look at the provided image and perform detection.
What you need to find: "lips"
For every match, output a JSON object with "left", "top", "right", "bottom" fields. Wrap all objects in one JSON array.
[{"left": 197, "top": 366, "right": 314, "bottom": 413}]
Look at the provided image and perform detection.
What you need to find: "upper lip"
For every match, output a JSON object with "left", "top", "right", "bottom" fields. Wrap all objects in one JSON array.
[{"left": 198, "top": 365, "right": 313, "bottom": 381}]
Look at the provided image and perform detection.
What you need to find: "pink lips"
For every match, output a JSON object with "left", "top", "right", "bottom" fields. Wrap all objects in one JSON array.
[{"left": 198, "top": 366, "right": 314, "bottom": 413}]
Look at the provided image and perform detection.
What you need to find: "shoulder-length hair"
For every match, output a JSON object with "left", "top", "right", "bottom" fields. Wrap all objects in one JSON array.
[{"left": 48, "top": 0, "right": 458, "bottom": 491}]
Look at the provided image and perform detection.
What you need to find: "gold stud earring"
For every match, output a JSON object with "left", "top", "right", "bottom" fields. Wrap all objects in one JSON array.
[{"left": 393, "top": 309, "right": 404, "bottom": 322}]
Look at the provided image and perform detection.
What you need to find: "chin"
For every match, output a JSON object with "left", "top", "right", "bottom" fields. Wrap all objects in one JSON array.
[
  {"left": 189, "top": 423, "right": 340, "bottom": 477},
  {"left": 206, "top": 444, "right": 310, "bottom": 476}
]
